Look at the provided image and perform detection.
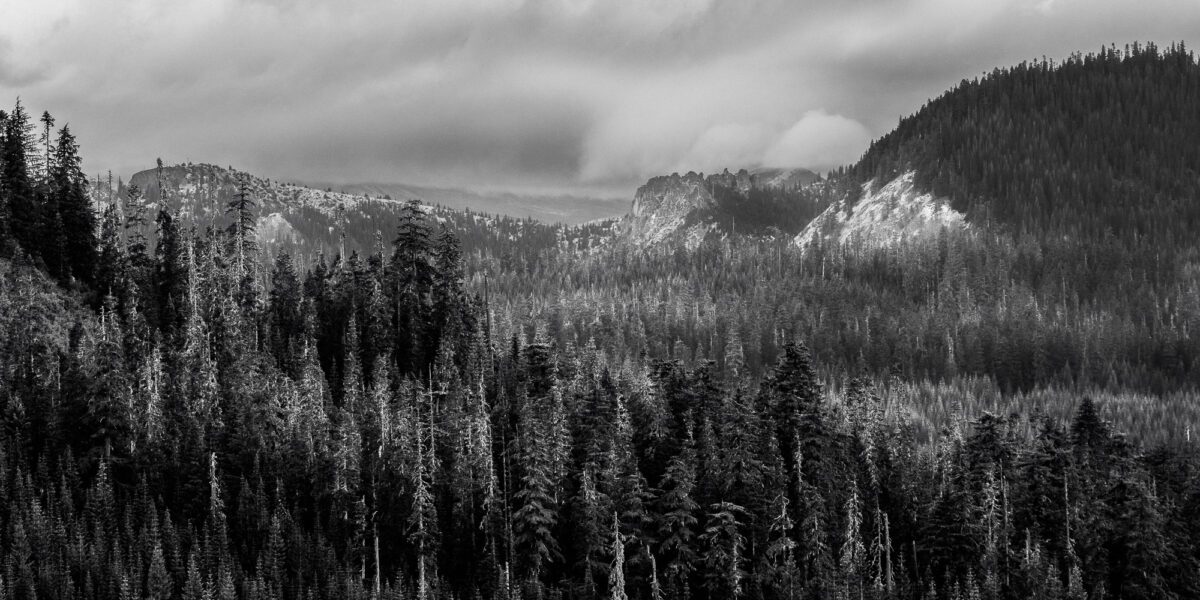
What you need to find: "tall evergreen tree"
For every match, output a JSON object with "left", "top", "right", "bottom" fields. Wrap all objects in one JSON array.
[
  {"left": 153, "top": 204, "right": 184, "bottom": 334},
  {"left": 700, "top": 502, "right": 747, "bottom": 600},
  {"left": 269, "top": 252, "right": 304, "bottom": 375},
  {"left": 389, "top": 199, "right": 436, "bottom": 374},
  {"left": 50, "top": 124, "right": 97, "bottom": 284},
  {"left": 37, "top": 111, "right": 54, "bottom": 183},
  {"left": 2, "top": 99, "right": 38, "bottom": 255},
  {"left": 657, "top": 434, "right": 700, "bottom": 600}
]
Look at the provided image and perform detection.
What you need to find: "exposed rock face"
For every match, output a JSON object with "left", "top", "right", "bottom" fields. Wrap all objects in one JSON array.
[
  {"left": 621, "top": 166, "right": 822, "bottom": 248},
  {"left": 794, "top": 171, "right": 967, "bottom": 250},
  {"left": 630, "top": 172, "right": 715, "bottom": 217},
  {"left": 625, "top": 172, "right": 717, "bottom": 247},
  {"left": 257, "top": 212, "right": 301, "bottom": 245}
]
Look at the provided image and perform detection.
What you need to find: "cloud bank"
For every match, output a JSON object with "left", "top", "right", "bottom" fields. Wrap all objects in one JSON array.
[
  {"left": 763, "top": 111, "right": 874, "bottom": 171},
  {"left": 2, "top": 0, "right": 1199, "bottom": 195}
]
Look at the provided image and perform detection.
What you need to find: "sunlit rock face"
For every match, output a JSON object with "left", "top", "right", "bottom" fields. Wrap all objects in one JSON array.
[
  {"left": 624, "top": 172, "right": 716, "bottom": 246},
  {"left": 795, "top": 171, "right": 967, "bottom": 250}
]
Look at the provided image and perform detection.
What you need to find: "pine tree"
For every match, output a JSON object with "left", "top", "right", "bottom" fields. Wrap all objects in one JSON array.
[
  {"left": 700, "top": 502, "right": 747, "bottom": 599},
  {"left": 390, "top": 199, "right": 435, "bottom": 373},
  {"left": 572, "top": 465, "right": 612, "bottom": 596},
  {"left": 796, "top": 446, "right": 834, "bottom": 599},
  {"left": 432, "top": 222, "right": 466, "bottom": 363},
  {"left": 838, "top": 482, "right": 866, "bottom": 600},
  {"left": 204, "top": 452, "right": 229, "bottom": 576},
  {"left": 410, "top": 394, "right": 439, "bottom": 600},
  {"left": 51, "top": 124, "right": 98, "bottom": 283},
  {"left": 182, "top": 551, "right": 207, "bottom": 600},
  {"left": 1070, "top": 397, "right": 1111, "bottom": 453},
  {"left": 762, "top": 492, "right": 800, "bottom": 600},
  {"left": 612, "top": 390, "right": 654, "bottom": 558},
  {"left": 609, "top": 512, "right": 628, "bottom": 600},
  {"left": 124, "top": 185, "right": 150, "bottom": 269},
  {"left": 656, "top": 435, "right": 700, "bottom": 598},
  {"left": 38, "top": 182, "right": 66, "bottom": 278},
  {"left": 37, "top": 110, "right": 53, "bottom": 183},
  {"left": 146, "top": 538, "right": 173, "bottom": 600},
  {"left": 154, "top": 204, "right": 185, "bottom": 334},
  {"left": 765, "top": 342, "right": 829, "bottom": 528},
  {"left": 1107, "top": 477, "right": 1172, "bottom": 600},
  {"left": 95, "top": 203, "right": 126, "bottom": 299},
  {"left": 513, "top": 406, "right": 561, "bottom": 582},
  {"left": 32, "top": 118, "right": 56, "bottom": 269},
  {"left": 2, "top": 99, "right": 38, "bottom": 255},
  {"left": 714, "top": 390, "right": 767, "bottom": 511},
  {"left": 269, "top": 252, "right": 304, "bottom": 374},
  {"left": 226, "top": 173, "right": 257, "bottom": 274}
]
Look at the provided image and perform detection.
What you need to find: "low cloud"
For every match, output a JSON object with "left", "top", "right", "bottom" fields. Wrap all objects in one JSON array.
[
  {"left": 762, "top": 111, "right": 874, "bottom": 172},
  {"left": 675, "top": 123, "right": 772, "bottom": 174}
]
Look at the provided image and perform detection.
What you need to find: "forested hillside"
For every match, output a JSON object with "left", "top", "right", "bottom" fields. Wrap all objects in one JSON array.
[
  {"left": 852, "top": 41, "right": 1200, "bottom": 246},
  {"left": 0, "top": 44, "right": 1198, "bottom": 600}
]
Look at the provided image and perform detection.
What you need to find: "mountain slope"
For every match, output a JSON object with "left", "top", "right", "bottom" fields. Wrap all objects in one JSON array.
[
  {"left": 851, "top": 42, "right": 1200, "bottom": 245},
  {"left": 794, "top": 171, "right": 967, "bottom": 250}
]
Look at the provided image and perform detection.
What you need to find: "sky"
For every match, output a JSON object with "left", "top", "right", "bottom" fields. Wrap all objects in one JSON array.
[{"left": 2, "top": 0, "right": 1199, "bottom": 198}]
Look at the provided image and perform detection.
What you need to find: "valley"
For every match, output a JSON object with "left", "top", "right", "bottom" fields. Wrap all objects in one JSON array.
[{"left": 0, "top": 42, "right": 1198, "bottom": 600}]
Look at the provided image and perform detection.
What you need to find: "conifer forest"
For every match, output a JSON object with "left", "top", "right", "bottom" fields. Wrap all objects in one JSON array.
[{"left": 1, "top": 34, "right": 1200, "bottom": 600}]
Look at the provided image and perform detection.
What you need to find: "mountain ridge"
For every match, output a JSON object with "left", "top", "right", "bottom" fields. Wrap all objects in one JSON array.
[
  {"left": 617, "top": 167, "right": 828, "bottom": 248},
  {"left": 304, "top": 180, "right": 628, "bottom": 225},
  {"left": 89, "top": 162, "right": 592, "bottom": 267}
]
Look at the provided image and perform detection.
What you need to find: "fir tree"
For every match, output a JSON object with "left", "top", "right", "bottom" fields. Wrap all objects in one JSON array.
[
  {"left": 51, "top": 124, "right": 97, "bottom": 283},
  {"left": 657, "top": 434, "right": 700, "bottom": 598},
  {"left": 700, "top": 502, "right": 747, "bottom": 599},
  {"left": 2, "top": 99, "right": 38, "bottom": 255},
  {"left": 610, "top": 512, "right": 629, "bottom": 600}
]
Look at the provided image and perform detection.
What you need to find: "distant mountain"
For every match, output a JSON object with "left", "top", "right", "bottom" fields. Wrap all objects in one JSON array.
[
  {"left": 94, "top": 163, "right": 823, "bottom": 258},
  {"left": 113, "top": 163, "right": 423, "bottom": 255},
  {"left": 617, "top": 167, "right": 830, "bottom": 248},
  {"left": 623, "top": 172, "right": 717, "bottom": 248},
  {"left": 96, "top": 163, "right": 610, "bottom": 267},
  {"left": 306, "top": 181, "right": 628, "bottom": 225}
]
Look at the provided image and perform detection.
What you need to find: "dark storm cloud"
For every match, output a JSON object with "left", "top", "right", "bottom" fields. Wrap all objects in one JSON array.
[{"left": 2, "top": 0, "right": 1199, "bottom": 195}]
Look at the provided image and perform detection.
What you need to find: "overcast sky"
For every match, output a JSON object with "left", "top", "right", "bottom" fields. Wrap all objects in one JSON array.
[{"left": 2, "top": 0, "right": 1198, "bottom": 197}]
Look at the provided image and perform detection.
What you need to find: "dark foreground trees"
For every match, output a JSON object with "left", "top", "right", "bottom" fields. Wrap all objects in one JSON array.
[{"left": 1, "top": 188, "right": 1196, "bottom": 598}]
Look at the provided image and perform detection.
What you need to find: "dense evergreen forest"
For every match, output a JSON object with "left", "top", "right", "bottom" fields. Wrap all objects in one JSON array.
[{"left": 0, "top": 44, "right": 1199, "bottom": 600}]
